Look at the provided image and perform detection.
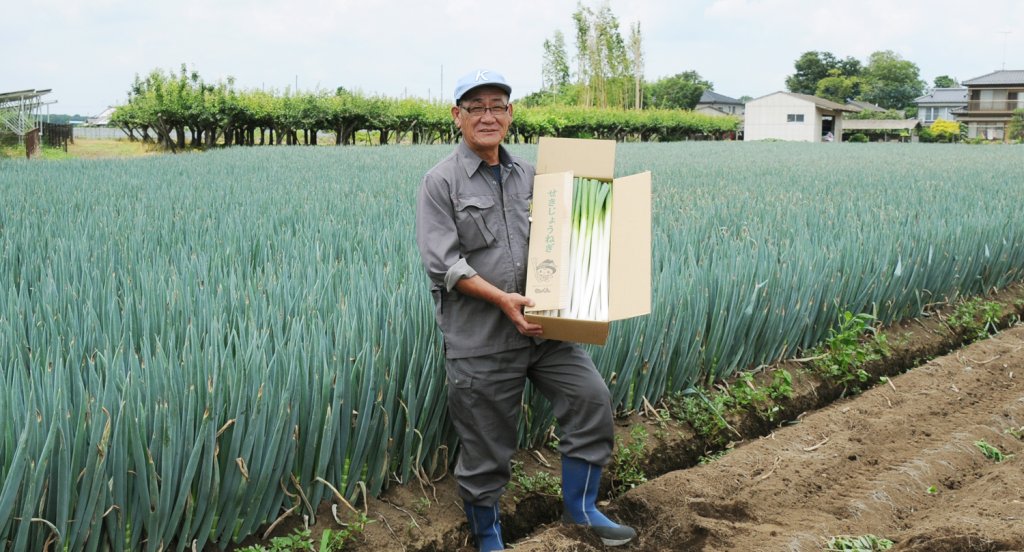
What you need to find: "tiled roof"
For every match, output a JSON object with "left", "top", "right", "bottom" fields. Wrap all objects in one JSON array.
[
  {"left": 783, "top": 92, "right": 856, "bottom": 112},
  {"left": 962, "top": 70, "right": 1024, "bottom": 86},
  {"left": 698, "top": 90, "right": 742, "bottom": 105},
  {"left": 846, "top": 100, "right": 885, "bottom": 112},
  {"left": 914, "top": 88, "right": 968, "bottom": 105}
]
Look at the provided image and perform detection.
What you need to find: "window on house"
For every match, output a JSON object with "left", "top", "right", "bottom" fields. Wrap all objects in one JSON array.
[
  {"left": 787, "top": 114, "right": 805, "bottom": 122},
  {"left": 976, "top": 123, "right": 1005, "bottom": 140}
]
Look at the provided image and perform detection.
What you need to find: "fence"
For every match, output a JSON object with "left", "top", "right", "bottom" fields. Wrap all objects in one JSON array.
[
  {"left": 73, "top": 126, "right": 130, "bottom": 140},
  {"left": 42, "top": 122, "right": 73, "bottom": 151}
]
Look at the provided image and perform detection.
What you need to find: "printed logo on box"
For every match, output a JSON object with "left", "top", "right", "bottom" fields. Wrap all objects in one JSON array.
[{"left": 533, "top": 259, "right": 557, "bottom": 294}]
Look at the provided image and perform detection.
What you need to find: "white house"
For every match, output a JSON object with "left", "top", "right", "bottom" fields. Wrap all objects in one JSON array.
[
  {"left": 743, "top": 92, "right": 856, "bottom": 142},
  {"left": 914, "top": 88, "right": 967, "bottom": 126}
]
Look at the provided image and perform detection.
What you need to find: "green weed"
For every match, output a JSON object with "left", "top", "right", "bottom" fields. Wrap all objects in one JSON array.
[
  {"left": 975, "top": 440, "right": 1013, "bottom": 462},
  {"left": 412, "top": 496, "right": 431, "bottom": 516},
  {"left": 948, "top": 298, "right": 1002, "bottom": 341},
  {"left": 825, "top": 534, "right": 894, "bottom": 551},
  {"left": 810, "top": 312, "right": 890, "bottom": 393},
  {"left": 237, "top": 515, "right": 369, "bottom": 552},
  {"left": 698, "top": 449, "right": 729, "bottom": 464},
  {"left": 665, "top": 391, "right": 732, "bottom": 447},
  {"left": 1005, "top": 426, "right": 1024, "bottom": 440},
  {"left": 510, "top": 461, "right": 561, "bottom": 496},
  {"left": 611, "top": 425, "right": 649, "bottom": 491}
]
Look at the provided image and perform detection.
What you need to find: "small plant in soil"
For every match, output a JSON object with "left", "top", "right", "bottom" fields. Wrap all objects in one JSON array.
[
  {"left": 611, "top": 425, "right": 649, "bottom": 491},
  {"left": 975, "top": 439, "right": 1013, "bottom": 462},
  {"left": 926, "top": 485, "right": 938, "bottom": 495},
  {"left": 809, "top": 312, "right": 890, "bottom": 393},
  {"left": 698, "top": 449, "right": 729, "bottom": 464},
  {"left": 412, "top": 496, "right": 431, "bottom": 515},
  {"left": 238, "top": 515, "right": 369, "bottom": 552},
  {"left": 825, "top": 534, "right": 894, "bottom": 551},
  {"left": 664, "top": 391, "right": 732, "bottom": 447},
  {"left": 510, "top": 460, "right": 562, "bottom": 496},
  {"left": 948, "top": 298, "right": 1002, "bottom": 341},
  {"left": 1006, "top": 426, "right": 1024, "bottom": 440}
]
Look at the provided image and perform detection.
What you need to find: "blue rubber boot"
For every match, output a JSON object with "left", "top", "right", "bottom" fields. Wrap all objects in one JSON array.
[
  {"left": 463, "top": 500, "right": 505, "bottom": 551},
  {"left": 561, "top": 456, "right": 637, "bottom": 546}
]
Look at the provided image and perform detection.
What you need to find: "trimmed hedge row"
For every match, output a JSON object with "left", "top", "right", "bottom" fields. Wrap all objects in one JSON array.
[{"left": 110, "top": 69, "right": 740, "bottom": 150}]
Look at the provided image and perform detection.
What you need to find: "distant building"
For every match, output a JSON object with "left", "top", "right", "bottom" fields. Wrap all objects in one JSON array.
[
  {"left": 845, "top": 100, "right": 886, "bottom": 113},
  {"left": 743, "top": 92, "right": 856, "bottom": 142},
  {"left": 695, "top": 90, "right": 744, "bottom": 117},
  {"left": 914, "top": 88, "right": 967, "bottom": 126},
  {"left": 87, "top": 106, "right": 117, "bottom": 126},
  {"left": 957, "top": 70, "right": 1024, "bottom": 141},
  {"left": 843, "top": 119, "right": 922, "bottom": 142}
]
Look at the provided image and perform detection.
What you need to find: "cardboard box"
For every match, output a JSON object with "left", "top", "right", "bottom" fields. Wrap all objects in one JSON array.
[{"left": 524, "top": 137, "right": 651, "bottom": 345}]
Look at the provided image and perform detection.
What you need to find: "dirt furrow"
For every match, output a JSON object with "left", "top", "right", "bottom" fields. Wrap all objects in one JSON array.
[{"left": 514, "top": 325, "right": 1024, "bottom": 551}]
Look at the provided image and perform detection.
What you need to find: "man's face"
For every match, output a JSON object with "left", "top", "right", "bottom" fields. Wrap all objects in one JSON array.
[{"left": 452, "top": 86, "right": 513, "bottom": 154}]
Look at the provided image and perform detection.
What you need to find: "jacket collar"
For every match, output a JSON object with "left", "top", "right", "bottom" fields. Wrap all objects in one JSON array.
[{"left": 456, "top": 140, "right": 512, "bottom": 178}]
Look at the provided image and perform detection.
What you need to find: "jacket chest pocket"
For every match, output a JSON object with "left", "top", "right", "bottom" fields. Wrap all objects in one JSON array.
[
  {"left": 508, "top": 192, "right": 532, "bottom": 245},
  {"left": 454, "top": 195, "right": 498, "bottom": 252}
]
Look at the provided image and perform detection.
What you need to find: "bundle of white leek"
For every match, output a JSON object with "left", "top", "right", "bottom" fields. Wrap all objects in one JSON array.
[{"left": 535, "top": 177, "right": 612, "bottom": 320}]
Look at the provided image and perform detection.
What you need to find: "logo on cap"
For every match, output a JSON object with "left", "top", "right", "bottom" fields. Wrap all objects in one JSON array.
[{"left": 475, "top": 70, "right": 489, "bottom": 82}]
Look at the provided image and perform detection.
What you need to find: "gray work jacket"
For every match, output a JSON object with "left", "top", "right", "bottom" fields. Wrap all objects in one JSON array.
[{"left": 416, "top": 141, "right": 535, "bottom": 358}]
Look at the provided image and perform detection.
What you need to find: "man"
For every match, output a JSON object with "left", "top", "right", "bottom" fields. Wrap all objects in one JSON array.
[{"left": 415, "top": 69, "right": 636, "bottom": 551}]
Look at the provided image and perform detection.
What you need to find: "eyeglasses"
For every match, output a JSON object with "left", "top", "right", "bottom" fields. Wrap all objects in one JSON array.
[{"left": 459, "top": 104, "right": 510, "bottom": 118}]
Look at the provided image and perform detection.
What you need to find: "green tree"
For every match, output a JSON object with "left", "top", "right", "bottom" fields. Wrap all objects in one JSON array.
[
  {"left": 1009, "top": 109, "right": 1024, "bottom": 141},
  {"left": 860, "top": 50, "right": 926, "bottom": 110},
  {"left": 815, "top": 70, "right": 869, "bottom": 103},
  {"left": 570, "top": 2, "right": 639, "bottom": 109},
  {"left": 644, "top": 71, "right": 712, "bottom": 110},
  {"left": 542, "top": 30, "right": 571, "bottom": 92},
  {"left": 933, "top": 75, "right": 958, "bottom": 88},
  {"left": 785, "top": 51, "right": 861, "bottom": 94},
  {"left": 628, "top": 21, "right": 644, "bottom": 109}
]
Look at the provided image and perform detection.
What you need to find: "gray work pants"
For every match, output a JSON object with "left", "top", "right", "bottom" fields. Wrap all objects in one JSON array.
[{"left": 446, "top": 340, "right": 614, "bottom": 506}]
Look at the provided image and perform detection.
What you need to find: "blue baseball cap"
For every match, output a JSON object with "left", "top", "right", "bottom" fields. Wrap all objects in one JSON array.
[{"left": 454, "top": 69, "right": 512, "bottom": 103}]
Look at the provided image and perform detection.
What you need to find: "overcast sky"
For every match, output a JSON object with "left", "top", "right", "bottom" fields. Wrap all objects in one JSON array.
[{"left": 3, "top": 0, "right": 1022, "bottom": 116}]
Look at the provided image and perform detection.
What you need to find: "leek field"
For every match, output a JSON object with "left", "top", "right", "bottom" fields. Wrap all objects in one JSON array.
[{"left": 2, "top": 143, "right": 1023, "bottom": 550}]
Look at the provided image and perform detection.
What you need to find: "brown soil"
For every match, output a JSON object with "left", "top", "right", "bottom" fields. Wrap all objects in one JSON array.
[
  {"left": 236, "top": 289, "right": 1024, "bottom": 552},
  {"left": 514, "top": 324, "right": 1024, "bottom": 551}
]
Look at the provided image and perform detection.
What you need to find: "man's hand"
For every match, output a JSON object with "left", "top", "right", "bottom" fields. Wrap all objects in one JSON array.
[
  {"left": 453, "top": 276, "right": 544, "bottom": 337},
  {"left": 499, "top": 293, "right": 544, "bottom": 337}
]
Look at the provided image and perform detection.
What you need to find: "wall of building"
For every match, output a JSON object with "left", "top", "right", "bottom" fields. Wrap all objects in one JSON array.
[
  {"left": 743, "top": 93, "right": 817, "bottom": 141},
  {"left": 919, "top": 105, "right": 958, "bottom": 125}
]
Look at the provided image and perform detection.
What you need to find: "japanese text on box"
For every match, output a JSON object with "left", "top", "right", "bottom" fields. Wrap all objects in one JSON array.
[{"left": 544, "top": 190, "right": 557, "bottom": 253}]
